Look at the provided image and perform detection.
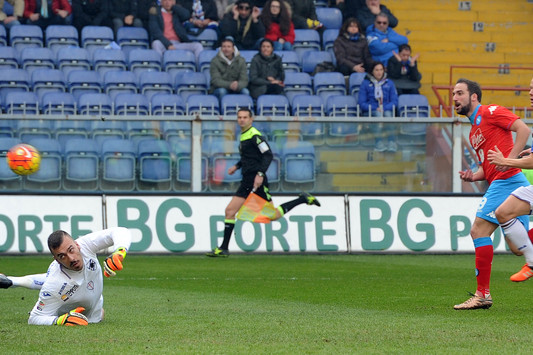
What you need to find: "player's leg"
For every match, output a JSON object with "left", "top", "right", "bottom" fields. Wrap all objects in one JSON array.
[
  {"left": 0, "top": 273, "right": 47, "bottom": 290},
  {"left": 271, "top": 192, "right": 321, "bottom": 221}
]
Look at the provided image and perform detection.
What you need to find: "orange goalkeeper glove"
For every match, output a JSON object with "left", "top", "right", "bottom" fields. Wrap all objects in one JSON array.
[
  {"left": 103, "top": 247, "right": 127, "bottom": 278},
  {"left": 55, "top": 307, "right": 88, "bottom": 326}
]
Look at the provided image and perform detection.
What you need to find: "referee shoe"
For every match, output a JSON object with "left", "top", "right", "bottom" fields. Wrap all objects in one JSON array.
[
  {"left": 300, "top": 192, "right": 321, "bottom": 207},
  {"left": 206, "top": 248, "right": 229, "bottom": 258}
]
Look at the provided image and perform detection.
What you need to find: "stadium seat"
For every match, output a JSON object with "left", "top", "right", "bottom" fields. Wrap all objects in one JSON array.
[
  {"left": 151, "top": 93, "right": 186, "bottom": 116},
  {"left": 349, "top": 72, "right": 366, "bottom": 97},
  {"left": 0, "top": 68, "right": 31, "bottom": 98},
  {"left": 239, "top": 50, "right": 256, "bottom": 69},
  {"left": 100, "top": 138, "right": 137, "bottom": 191},
  {"left": 301, "top": 50, "right": 334, "bottom": 74},
  {"left": 56, "top": 47, "right": 91, "bottom": 75},
  {"left": 276, "top": 50, "right": 300, "bottom": 73},
  {"left": 0, "top": 137, "right": 23, "bottom": 190},
  {"left": 256, "top": 95, "right": 290, "bottom": 116},
  {"left": 291, "top": 94, "right": 325, "bottom": 144},
  {"left": 0, "top": 119, "right": 16, "bottom": 138},
  {"left": 187, "top": 28, "right": 218, "bottom": 49},
  {"left": 91, "top": 120, "right": 127, "bottom": 144},
  {"left": 128, "top": 48, "right": 162, "bottom": 74},
  {"left": 91, "top": 48, "right": 127, "bottom": 75},
  {"left": 175, "top": 72, "right": 208, "bottom": 101},
  {"left": 67, "top": 69, "right": 102, "bottom": 100},
  {"left": 126, "top": 120, "right": 161, "bottom": 141},
  {"left": 78, "top": 93, "right": 112, "bottom": 116},
  {"left": 283, "top": 72, "right": 313, "bottom": 103},
  {"left": 45, "top": 25, "right": 79, "bottom": 52},
  {"left": 4, "top": 91, "right": 39, "bottom": 115},
  {"left": 81, "top": 26, "right": 114, "bottom": 50},
  {"left": 116, "top": 26, "right": 149, "bottom": 55},
  {"left": 9, "top": 25, "right": 43, "bottom": 50},
  {"left": 103, "top": 70, "right": 138, "bottom": 99},
  {"left": 322, "top": 28, "right": 339, "bottom": 52},
  {"left": 171, "top": 137, "right": 208, "bottom": 190},
  {"left": 281, "top": 140, "right": 316, "bottom": 191},
  {"left": 0, "top": 46, "right": 19, "bottom": 69},
  {"left": 163, "top": 49, "right": 196, "bottom": 76},
  {"left": 40, "top": 92, "right": 76, "bottom": 115},
  {"left": 313, "top": 71, "right": 346, "bottom": 101},
  {"left": 63, "top": 138, "right": 99, "bottom": 190},
  {"left": 293, "top": 29, "right": 321, "bottom": 53},
  {"left": 16, "top": 119, "right": 52, "bottom": 141},
  {"left": 397, "top": 94, "right": 430, "bottom": 146},
  {"left": 326, "top": 95, "right": 360, "bottom": 146},
  {"left": 137, "top": 139, "right": 172, "bottom": 191},
  {"left": 202, "top": 121, "right": 233, "bottom": 142},
  {"left": 114, "top": 93, "right": 150, "bottom": 116},
  {"left": 54, "top": 120, "right": 90, "bottom": 147},
  {"left": 31, "top": 69, "right": 66, "bottom": 99},
  {"left": 138, "top": 71, "right": 173, "bottom": 100},
  {"left": 186, "top": 94, "right": 219, "bottom": 115},
  {"left": 0, "top": 24, "right": 6, "bottom": 46},
  {"left": 25, "top": 137, "right": 62, "bottom": 190},
  {"left": 162, "top": 120, "right": 190, "bottom": 144},
  {"left": 209, "top": 140, "right": 242, "bottom": 191},
  {"left": 19, "top": 47, "right": 55, "bottom": 73},
  {"left": 197, "top": 49, "right": 217, "bottom": 74},
  {"left": 316, "top": 7, "right": 343, "bottom": 30},
  {"left": 220, "top": 94, "right": 254, "bottom": 116},
  {"left": 326, "top": 95, "right": 358, "bottom": 117}
]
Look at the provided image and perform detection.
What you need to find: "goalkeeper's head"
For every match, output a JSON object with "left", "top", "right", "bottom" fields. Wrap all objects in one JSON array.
[{"left": 48, "top": 230, "right": 84, "bottom": 271}]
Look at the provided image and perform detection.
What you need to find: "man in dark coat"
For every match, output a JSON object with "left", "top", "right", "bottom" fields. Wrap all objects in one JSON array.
[{"left": 219, "top": 0, "right": 264, "bottom": 50}]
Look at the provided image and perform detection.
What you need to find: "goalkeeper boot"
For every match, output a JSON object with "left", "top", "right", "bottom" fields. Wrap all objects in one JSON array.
[
  {"left": 206, "top": 247, "right": 229, "bottom": 258},
  {"left": 510, "top": 264, "right": 533, "bottom": 282},
  {"left": 0, "top": 274, "right": 13, "bottom": 289},
  {"left": 300, "top": 192, "right": 321, "bottom": 207},
  {"left": 453, "top": 292, "right": 492, "bottom": 310}
]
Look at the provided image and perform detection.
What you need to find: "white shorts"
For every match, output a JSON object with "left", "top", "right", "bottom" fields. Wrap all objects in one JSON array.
[{"left": 511, "top": 185, "right": 533, "bottom": 215}]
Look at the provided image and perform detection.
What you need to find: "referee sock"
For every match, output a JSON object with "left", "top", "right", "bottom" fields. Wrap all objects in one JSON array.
[
  {"left": 219, "top": 219, "right": 235, "bottom": 250},
  {"left": 473, "top": 237, "right": 493, "bottom": 297},
  {"left": 501, "top": 218, "right": 533, "bottom": 265},
  {"left": 278, "top": 195, "right": 306, "bottom": 215}
]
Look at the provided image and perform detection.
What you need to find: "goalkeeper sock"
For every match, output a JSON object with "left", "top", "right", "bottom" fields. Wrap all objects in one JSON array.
[
  {"left": 501, "top": 218, "right": 533, "bottom": 264},
  {"left": 220, "top": 219, "right": 235, "bottom": 250},
  {"left": 278, "top": 195, "right": 306, "bottom": 215},
  {"left": 474, "top": 237, "right": 493, "bottom": 297}
]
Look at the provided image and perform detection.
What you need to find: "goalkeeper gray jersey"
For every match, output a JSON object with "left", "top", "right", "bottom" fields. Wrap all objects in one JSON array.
[{"left": 28, "top": 228, "right": 131, "bottom": 325}]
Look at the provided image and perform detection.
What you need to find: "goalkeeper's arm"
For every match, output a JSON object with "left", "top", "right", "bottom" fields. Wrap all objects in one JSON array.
[{"left": 103, "top": 247, "right": 127, "bottom": 278}]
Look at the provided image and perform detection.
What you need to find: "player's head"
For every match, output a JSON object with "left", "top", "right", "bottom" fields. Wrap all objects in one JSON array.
[
  {"left": 453, "top": 78, "right": 482, "bottom": 116},
  {"left": 237, "top": 108, "right": 254, "bottom": 131},
  {"left": 48, "top": 230, "right": 83, "bottom": 271},
  {"left": 529, "top": 76, "right": 533, "bottom": 107}
]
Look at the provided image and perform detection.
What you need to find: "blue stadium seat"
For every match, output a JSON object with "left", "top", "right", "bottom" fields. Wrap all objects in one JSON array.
[
  {"left": 197, "top": 49, "right": 217, "bottom": 74},
  {"left": 138, "top": 71, "right": 173, "bottom": 100},
  {"left": 293, "top": 29, "right": 321, "bottom": 53},
  {"left": 91, "top": 48, "right": 127, "bottom": 75},
  {"left": 31, "top": 69, "right": 66, "bottom": 99},
  {"left": 63, "top": 138, "right": 99, "bottom": 190},
  {"left": 397, "top": 94, "right": 430, "bottom": 146},
  {"left": 162, "top": 120, "right": 190, "bottom": 144},
  {"left": 128, "top": 48, "right": 162, "bottom": 74},
  {"left": 0, "top": 24, "right": 6, "bottom": 46},
  {"left": 9, "top": 25, "right": 43, "bottom": 50},
  {"left": 171, "top": 137, "right": 208, "bottom": 190},
  {"left": 291, "top": 94, "right": 325, "bottom": 143},
  {"left": 281, "top": 141, "right": 316, "bottom": 190},
  {"left": 81, "top": 26, "right": 114, "bottom": 50},
  {"left": 175, "top": 72, "right": 208, "bottom": 100},
  {"left": 186, "top": 94, "right": 219, "bottom": 115},
  {"left": 238, "top": 50, "right": 256, "bottom": 69},
  {"left": 349, "top": 72, "right": 366, "bottom": 97},
  {"left": 220, "top": 94, "right": 254, "bottom": 116},
  {"left": 256, "top": 95, "right": 290, "bottom": 116},
  {"left": 209, "top": 140, "right": 242, "bottom": 190},
  {"left": 67, "top": 69, "right": 102, "bottom": 100},
  {"left": 114, "top": 93, "right": 150, "bottom": 116},
  {"left": 4, "top": 91, "right": 39, "bottom": 114},
  {"left": 16, "top": 119, "right": 52, "bottom": 141},
  {"left": 326, "top": 95, "right": 358, "bottom": 116},
  {"left": 187, "top": 28, "right": 218, "bottom": 49},
  {"left": 301, "top": 50, "right": 333, "bottom": 74},
  {"left": 276, "top": 50, "right": 300, "bottom": 73},
  {"left": 91, "top": 120, "right": 127, "bottom": 144},
  {"left": 0, "top": 119, "right": 16, "bottom": 137},
  {"left": 54, "top": 120, "right": 90, "bottom": 147},
  {"left": 326, "top": 95, "right": 360, "bottom": 146},
  {"left": 322, "top": 28, "right": 339, "bottom": 51},
  {"left": 100, "top": 138, "right": 137, "bottom": 191},
  {"left": 163, "top": 49, "right": 196, "bottom": 76},
  {"left": 116, "top": 26, "right": 149, "bottom": 56},
  {"left": 41, "top": 92, "right": 76, "bottom": 115},
  {"left": 78, "top": 93, "right": 112, "bottom": 116},
  {"left": 0, "top": 46, "right": 19, "bottom": 69},
  {"left": 313, "top": 71, "right": 346, "bottom": 101},
  {"left": 316, "top": 7, "right": 343, "bottom": 30},
  {"left": 0, "top": 68, "right": 30, "bottom": 98},
  {"left": 126, "top": 120, "right": 161, "bottom": 141},
  {"left": 56, "top": 47, "right": 91, "bottom": 75},
  {"left": 283, "top": 72, "right": 313, "bottom": 103},
  {"left": 151, "top": 93, "right": 186, "bottom": 116},
  {"left": 25, "top": 138, "right": 62, "bottom": 190},
  {"left": 103, "top": 70, "right": 138, "bottom": 99},
  {"left": 137, "top": 139, "right": 172, "bottom": 191},
  {"left": 45, "top": 25, "right": 79, "bottom": 52},
  {"left": 0, "top": 137, "right": 23, "bottom": 190},
  {"left": 20, "top": 47, "right": 55, "bottom": 73}
]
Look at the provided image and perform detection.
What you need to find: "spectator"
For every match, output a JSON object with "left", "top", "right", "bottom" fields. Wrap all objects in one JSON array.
[
  {"left": 214, "top": 0, "right": 232, "bottom": 19},
  {"left": 328, "top": 0, "right": 365, "bottom": 22},
  {"left": 358, "top": 61, "right": 398, "bottom": 152},
  {"left": 357, "top": 0, "right": 398, "bottom": 31},
  {"left": 387, "top": 44, "right": 422, "bottom": 95},
  {"left": 333, "top": 17, "right": 375, "bottom": 76},
  {"left": 219, "top": 0, "right": 264, "bottom": 50},
  {"left": 178, "top": 0, "right": 219, "bottom": 36},
  {"left": 260, "top": 0, "right": 294, "bottom": 51},
  {"left": 248, "top": 38, "right": 284, "bottom": 99},
  {"left": 0, "top": 0, "right": 23, "bottom": 29},
  {"left": 23, "top": 0, "right": 72, "bottom": 29},
  {"left": 72, "top": 0, "right": 111, "bottom": 33},
  {"left": 366, "top": 12, "right": 407, "bottom": 67},
  {"left": 148, "top": 0, "right": 203, "bottom": 59},
  {"left": 137, "top": 0, "right": 158, "bottom": 32},
  {"left": 210, "top": 36, "right": 250, "bottom": 103},
  {"left": 285, "top": 0, "right": 321, "bottom": 30},
  {"left": 109, "top": 0, "right": 144, "bottom": 37}
]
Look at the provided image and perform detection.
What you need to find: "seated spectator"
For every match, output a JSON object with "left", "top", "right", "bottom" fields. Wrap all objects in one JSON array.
[
  {"left": 328, "top": 0, "right": 365, "bottom": 22},
  {"left": 260, "top": 0, "right": 294, "bottom": 51},
  {"left": 219, "top": 0, "right": 264, "bottom": 50},
  {"left": 0, "top": 0, "right": 23, "bottom": 29},
  {"left": 149, "top": 0, "right": 203, "bottom": 59},
  {"left": 366, "top": 13, "right": 407, "bottom": 67},
  {"left": 210, "top": 36, "right": 250, "bottom": 102},
  {"left": 178, "top": 0, "right": 219, "bottom": 36},
  {"left": 137, "top": 0, "right": 158, "bottom": 32},
  {"left": 357, "top": 0, "right": 398, "bottom": 31},
  {"left": 109, "top": 0, "right": 144, "bottom": 37},
  {"left": 387, "top": 44, "right": 422, "bottom": 95},
  {"left": 23, "top": 0, "right": 72, "bottom": 29},
  {"left": 358, "top": 61, "right": 398, "bottom": 152},
  {"left": 333, "top": 17, "right": 375, "bottom": 76},
  {"left": 285, "top": 0, "right": 321, "bottom": 30},
  {"left": 72, "top": 0, "right": 111, "bottom": 32},
  {"left": 249, "top": 38, "right": 284, "bottom": 99}
]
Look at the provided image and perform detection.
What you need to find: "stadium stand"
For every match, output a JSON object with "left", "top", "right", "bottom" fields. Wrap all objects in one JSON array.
[
  {"left": 63, "top": 138, "right": 100, "bottom": 190},
  {"left": 100, "top": 138, "right": 137, "bottom": 191},
  {"left": 0, "top": 137, "right": 23, "bottom": 191},
  {"left": 163, "top": 49, "right": 196, "bottom": 76},
  {"left": 25, "top": 138, "right": 62, "bottom": 191},
  {"left": 128, "top": 49, "right": 162, "bottom": 74},
  {"left": 0, "top": 46, "right": 19, "bottom": 69},
  {"left": 45, "top": 25, "right": 79, "bottom": 53},
  {"left": 9, "top": 25, "right": 43, "bottom": 50},
  {"left": 40, "top": 92, "right": 76, "bottom": 115},
  {"left": 137, "top": 139, "right": 172, "bottom": 191}
]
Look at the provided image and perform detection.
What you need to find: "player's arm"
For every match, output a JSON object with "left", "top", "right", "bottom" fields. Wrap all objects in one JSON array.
[
  {"left": 459, "top": 165, "right": 485, "bottom": 182},
  {"left": 28, "top": 286, "right": 86, "bottom": 326},
  {"left": 487, "top": 145, "right": 533, "bottom": 169},
  {"left": 80, "top": 227, "right": 132, "bottom": 277},
  {"left": 508, "top": 118, "right": 530, "bottom": 159}
]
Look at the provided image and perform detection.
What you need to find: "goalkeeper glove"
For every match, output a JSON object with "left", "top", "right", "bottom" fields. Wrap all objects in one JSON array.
[
  {"left": 103, "top": 247, "right": 127, "bottom": 278},
  {"left": 55, "top": 307, "right": 88, "bottom": 326}
]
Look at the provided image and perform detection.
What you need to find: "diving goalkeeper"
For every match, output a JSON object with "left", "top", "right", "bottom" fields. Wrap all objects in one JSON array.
[{"left": 0, "top": 227, "right": 131, "bottom": 326}]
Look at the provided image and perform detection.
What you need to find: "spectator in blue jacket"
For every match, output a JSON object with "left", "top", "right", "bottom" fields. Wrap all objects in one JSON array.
[
  {"left": 358, "top": 61, "right": 398, "bottom": 152},
  {"left": 366, "top": 12, "right": 407, "bottom": 67}
]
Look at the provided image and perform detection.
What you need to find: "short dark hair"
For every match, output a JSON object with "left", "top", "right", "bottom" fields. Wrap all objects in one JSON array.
[
  {"left": 259, "top": 38, "right": 274, "bottom": 48},
  {"left": 237, "top": 107, "right": 253, "bottom": 117},
  {"left": 456, "top": 78, "right": 482, "bottom": 102},
  {"left": 236, "top": 0, "right": 252, "bottom": 5},
  {"left": 48, "top": 230, "right": 71, "bottom": 253},
  {"left": 398, "top": 44, "right": 411, "bottom": 53}
]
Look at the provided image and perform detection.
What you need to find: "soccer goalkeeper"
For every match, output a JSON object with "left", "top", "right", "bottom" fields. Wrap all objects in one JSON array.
[{"left": 0, "top": 227, "right": 131, "bottom": 325}]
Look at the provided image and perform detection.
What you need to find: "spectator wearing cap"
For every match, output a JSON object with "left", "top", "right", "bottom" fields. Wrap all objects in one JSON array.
[
  {"left": 219, "top": 0, "right": 264, "bottom": 50},
  {"left": 210, "top": 36, "right": 250, "bottom": 103},
  {"left": 366, "top": 12, "right": 407, "bottom": 67}
]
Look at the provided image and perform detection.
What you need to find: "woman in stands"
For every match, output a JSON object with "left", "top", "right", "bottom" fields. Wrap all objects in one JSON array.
[
  {"left": 248, "top": 38, "right": 285, "bottom": 99},
  {"left": 333, "top": 17, "right": 375, "bottom": 76},
  {"left": 358, "top": 61, "right": 398, "bottom": 152},
  {"left": 259, "top": 0, "right": 294, "bottom": 51}
]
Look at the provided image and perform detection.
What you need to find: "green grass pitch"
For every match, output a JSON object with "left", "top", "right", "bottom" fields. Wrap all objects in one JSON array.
[{"left": 1, "top": 254, "right": 532, "bottom": 354}]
